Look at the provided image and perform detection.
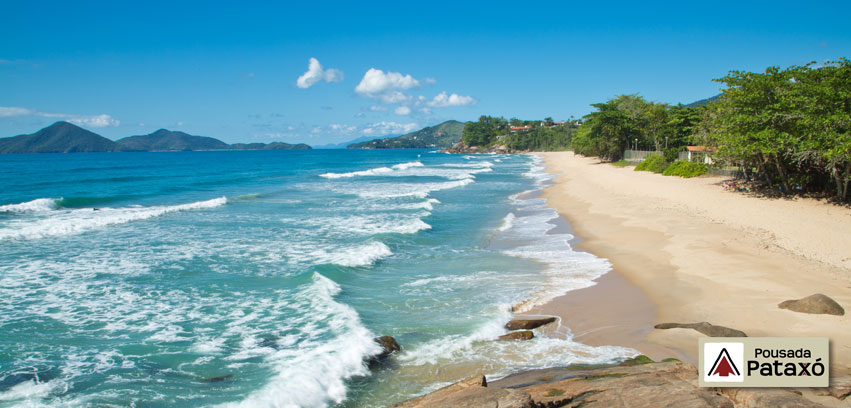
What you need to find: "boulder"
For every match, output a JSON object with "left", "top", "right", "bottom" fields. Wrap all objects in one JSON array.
[
  {"left": 778, "top": 293, "right": 845, "bottom": 316},
  {"left": 654, "top": 321, "right": 747, "bottom": 337},
  {"left": 367, "top": 336, "right": 401, "bottom": 368},
  {"left": 499, "top": 331, "right": 535, "bottom": 341},
  {"left": 505, "top": 317, "right": 557, "bottom": 331}
]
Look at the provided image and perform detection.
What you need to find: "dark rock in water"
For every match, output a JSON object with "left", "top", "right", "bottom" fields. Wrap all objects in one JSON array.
[
  {"left": 499, "top": 331, "right": 535, "bottom": 341},
  {"left": 375, "top": 336, "right": 401, "bottom": 357},
  {"left": 367, "top": 336, "right": 401, "bottom": 368},
  {"left": 778, "top": 293, "right": 845, "bottom": 316},
  {"left": 0, "top": 367, "right": 60, "bottom": 391},
  {"left": 505, "top": 317, "right": 557, "bottom": 331},
  {"left": 654, "top": 321, "right": 747, "bottom": 337},
  {"left": 258, "top": 335, "right": 280, "bottom": 350},
  {"left": 201, "top": 374, "right": 233, "bottom": 383}
]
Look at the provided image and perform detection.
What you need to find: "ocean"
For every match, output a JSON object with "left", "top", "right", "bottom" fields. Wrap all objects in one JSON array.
[{"left": 0, "top": 149, "right": 636, "bottom": 407}]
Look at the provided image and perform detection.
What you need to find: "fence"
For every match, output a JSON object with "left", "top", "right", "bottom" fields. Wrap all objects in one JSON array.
[{"left": 622, "top": 149, "right": 661, "bottom": 163}]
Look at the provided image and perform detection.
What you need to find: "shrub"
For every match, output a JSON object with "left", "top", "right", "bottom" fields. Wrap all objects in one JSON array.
[
  {"left": 611, "top": 160, "right": 631, "bottom": 168},
  {"left": 634, "top": 154, "right": 669, "bottom": 173},
  {"left": 663, "top": 148, "right": 679, "bottom": 163},
  {"left": 662, "top": 160, "right": 708, "bottom": 178}
]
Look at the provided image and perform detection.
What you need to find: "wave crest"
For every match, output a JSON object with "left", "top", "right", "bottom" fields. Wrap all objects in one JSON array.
[{"left": 0, "top": 197, "right": 227, "bottom": 241}]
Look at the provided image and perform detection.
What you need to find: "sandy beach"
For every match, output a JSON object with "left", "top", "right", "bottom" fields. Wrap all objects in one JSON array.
[{"left": 528, "top": 151, "right": 851, "bottom": 374}]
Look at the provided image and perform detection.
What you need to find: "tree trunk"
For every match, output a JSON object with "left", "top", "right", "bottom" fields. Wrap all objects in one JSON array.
[{"left": 774, "top": 154, "right": 791, "bottom": 193}]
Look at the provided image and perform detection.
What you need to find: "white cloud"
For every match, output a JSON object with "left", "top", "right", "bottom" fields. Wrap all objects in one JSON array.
[
  {"left": 368, "top": 105, "right": 388, "bottom": 112},
  {"left": 0, "top": 107, "right": 34, "bottom": 117},
  {"left": 355, "top": 68, "right": 421, "bottom": 104},
  {"left": 0, "top": 106, "right": 119, "bottom": 127},
  {"left": 361, "top": 121, "right": 418, "bottom": 136},
  {"left": 394, "top": 106, "right": 411, "bottom": 115},
  {"left": 427, "top": 92, "right": 476, "bottom": 107},
  {"left": 296, "top": 57, "right": 344, "bottom": 89},
  {"left": 355, "top": 68, "right": 420, "bottom": 95},
  {"left": 69, "top": 114, "right": 120, "bottom": 128},
  {"left": 328, "top": 123, "right": 357, "bottom": 133}
]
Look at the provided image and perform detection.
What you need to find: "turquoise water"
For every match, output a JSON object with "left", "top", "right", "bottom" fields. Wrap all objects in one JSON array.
[{"left": 0, "top": 150, "right": 634, "bottom": 407}]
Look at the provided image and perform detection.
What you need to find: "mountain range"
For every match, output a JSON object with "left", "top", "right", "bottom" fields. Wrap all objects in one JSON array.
[
  {"left": 347, "top": 120, "right": 465, "bottom": 149},
  {"left": 0, "top": 122, "right": 311, "bottom": 154}
]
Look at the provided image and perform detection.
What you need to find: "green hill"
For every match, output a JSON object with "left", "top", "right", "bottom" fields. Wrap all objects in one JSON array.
[
  {"left": 348, "top": 120, "right": 465, "bottom": 149},
  {"left": 117, "top": 129, "right": 231, "bottom": 151},
  {"left": 0, "top": 121, "right": 125, "bottom": 154},
  {"left": 1, "top": 123, "right": 313, "bottom": 154},
  {"left": 684, "top": 94, "right": 721, "bottom": 108}
]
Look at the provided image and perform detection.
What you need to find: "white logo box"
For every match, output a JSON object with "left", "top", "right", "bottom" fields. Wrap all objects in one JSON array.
[{"left": 699, "top": 337, "right": 829, "bottom": 387}]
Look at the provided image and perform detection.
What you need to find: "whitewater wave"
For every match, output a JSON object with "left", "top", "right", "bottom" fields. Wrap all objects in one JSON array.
[
  {"left": 291, "top": 212, "right": 432, "bottom": 237},
  {"left": 221, "top": 273, "right": 381, "bottom": 408},
  {"left": 497, "top": 213, "right": 516, "bottom": 231},
  {"left": 355, "top": 178, "right": 475, "bottom": 199},
  {"left": 310, "top": 241, "right": 393, "bottom": 267},
  {"left": 321, "top": 161, "right": 490, "bottom": 181},
  {"left": 319, "top": 161, "right": 423, "bottom": 179},
  {"left": 0, "top": 198, "right": 60, "bottom": 213},
  {"left": 0, "top": 197, "right": 227, "bottom": 241}
]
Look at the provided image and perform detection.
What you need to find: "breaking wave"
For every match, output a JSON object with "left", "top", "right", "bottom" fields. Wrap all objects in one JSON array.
[{"left": 0, "top": 197, "right": 227, "bottom": 241}]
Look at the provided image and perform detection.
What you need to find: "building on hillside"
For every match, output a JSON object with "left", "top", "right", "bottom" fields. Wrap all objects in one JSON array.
[{"left": 510, "top": 125, "right": 532, "bottom": 133}]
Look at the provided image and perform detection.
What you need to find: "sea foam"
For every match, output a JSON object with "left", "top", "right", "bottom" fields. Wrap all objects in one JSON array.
[
  {"left": 0, "top": 198, "right": 60, "bottom": 213},
  {"left": 220, "top": 273, "right": 381, "bottom": 408},
  {"left": 0, "top": 197, "right": 227, "bottom": 241}
]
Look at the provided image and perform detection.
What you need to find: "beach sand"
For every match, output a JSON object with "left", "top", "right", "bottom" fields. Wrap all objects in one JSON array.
[{"left": 526, "top": 151, "right": 851, "bottom": 375}]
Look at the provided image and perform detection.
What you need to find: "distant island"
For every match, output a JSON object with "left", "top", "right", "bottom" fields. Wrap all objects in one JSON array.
[
  {"left": 0, "top": 122, "right": 311, "bottom": 154},
  {"left": 347, "top": 120, "right": 464, "bottom": 149}
]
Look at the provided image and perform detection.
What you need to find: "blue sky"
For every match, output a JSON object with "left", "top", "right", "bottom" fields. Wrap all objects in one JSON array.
[{"left": 1, "top": 1, "right": 849, "bottom": 145}]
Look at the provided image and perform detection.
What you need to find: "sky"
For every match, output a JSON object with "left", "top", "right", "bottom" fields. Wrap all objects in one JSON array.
[{"left": 1, "top": 1, "right": 850, "bottom": 145}]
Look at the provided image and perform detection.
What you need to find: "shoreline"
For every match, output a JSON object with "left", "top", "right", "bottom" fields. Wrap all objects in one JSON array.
[{"left": 530, "top": 151, "right": 851, "bottom": 373}]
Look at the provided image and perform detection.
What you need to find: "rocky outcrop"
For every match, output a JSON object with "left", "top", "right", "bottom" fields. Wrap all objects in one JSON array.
[
  {"left": 439, "top": 141, "right": 512, "bottom": 154},
  {"left": 395, "top": 357, "right": 830, "bottom": 407},
  {"left": 391, "top": 375, "right": 533, "bottom": 408},
  {"left": 368, "top": 336, "right": 401, "bottom": 367},
  {"left": 654, "top": 321, "right": 747, "bottom": 337},
  {"left": 719, "top": 388, "right": 823, "bottom": 407},
  {"left": 778, "top": 293, "right": 845, "bottom": 316},
  {"left": 505, "top": 317, "right": 557, "bottom": 331},
  {"left": 818, "top": 377, "right": 851, "bottom": 400},
  {"left": 499, "top": 331, "right": 535, "bottom": 341}
]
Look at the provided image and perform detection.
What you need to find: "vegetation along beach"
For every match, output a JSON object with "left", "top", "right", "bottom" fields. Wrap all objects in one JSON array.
[{"left": 2, "top": 2, "right": 850, "bottom": 407}]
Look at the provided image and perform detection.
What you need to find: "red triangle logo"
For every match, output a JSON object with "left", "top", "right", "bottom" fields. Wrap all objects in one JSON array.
[{"left": 709, "top": 348, "right": 740, "bottom": 377}]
